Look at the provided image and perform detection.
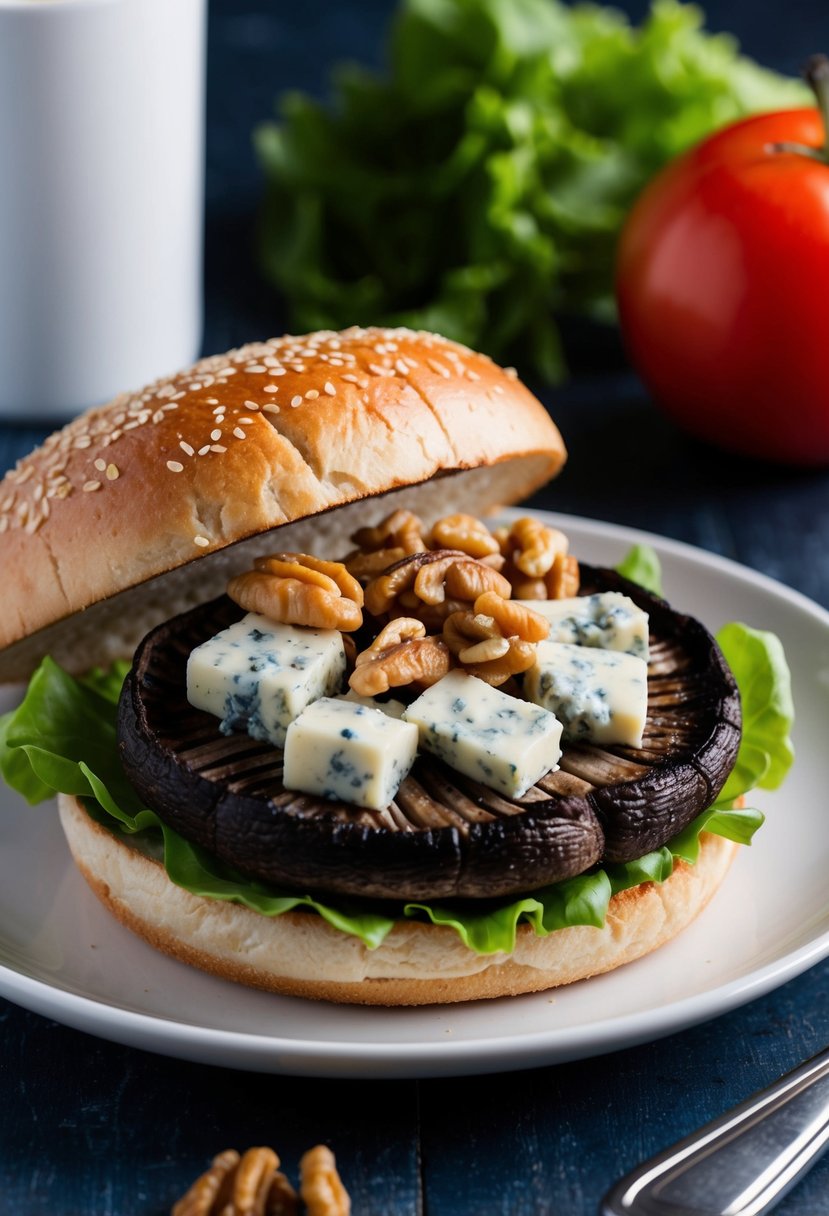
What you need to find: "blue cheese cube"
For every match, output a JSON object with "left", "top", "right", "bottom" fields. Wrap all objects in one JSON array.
[
  {"left": 531, "top": 592, "right": 649, "bottom": 659},
  {"left": 186, "top": 612, "right": 346, "bottom": 748},
  {"left": 283, "top": 697, "right": 419, "bottom": 810},
  {"left": 525, "top": 641, "right": 648, "bottom": 748},
  {"left": 403, "top": 670, "right": 562, "bottom": 798}
]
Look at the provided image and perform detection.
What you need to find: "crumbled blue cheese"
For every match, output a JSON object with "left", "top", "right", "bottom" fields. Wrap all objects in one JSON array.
[
  {"left": 525, "top": 641, "right": 648, "bottom": 748},
  {"left": 403, "top": 670, "right": 562, "bottom": 798},
  {"left": 531, "top": 592, "right": 649, "bottom": 659},
  {"left": 283, "top": 696, "right": 419, "bottom": 810},
  {"left": 186, "top": 612, "right": 346, "bottom": 748}
]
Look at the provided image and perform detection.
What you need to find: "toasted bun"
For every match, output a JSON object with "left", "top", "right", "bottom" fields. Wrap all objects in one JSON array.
[
  {"left": 58, "top": 794, "right": 738, "bottom": 1007},
  {"left": 0, "top": 327, "right": 565, "bottom": 682}
]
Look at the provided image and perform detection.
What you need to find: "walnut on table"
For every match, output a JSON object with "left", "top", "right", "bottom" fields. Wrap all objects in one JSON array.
[{"left": 171, "top": 1144, "right": 350, "bottom": 1216}]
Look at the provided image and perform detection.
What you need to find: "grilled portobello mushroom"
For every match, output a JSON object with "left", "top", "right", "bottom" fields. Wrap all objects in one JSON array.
[{"left": 117, "top": 566, "right": 740, "bottom": 901}]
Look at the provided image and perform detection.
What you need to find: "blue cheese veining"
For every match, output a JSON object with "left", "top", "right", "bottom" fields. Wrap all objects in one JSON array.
[
  {"left": 531, "top": 592, "right": 649, "bottom": 659},
  {"left": 525, "top": 641, "right": 648, "bottom": 748},
  {"left": 283, "top": 696, "right": 419, "bottom": 810},
  {"left": 403, "top": 670, "right": 563, "bottom": 798},
  {"left": 186, "top": 612, "right": 346, "bottom": 748}
]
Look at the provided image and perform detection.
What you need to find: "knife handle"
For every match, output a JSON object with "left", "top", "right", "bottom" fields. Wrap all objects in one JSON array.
[{"left": 600, "top": 1044, "right": 829, "bottom": 1216}]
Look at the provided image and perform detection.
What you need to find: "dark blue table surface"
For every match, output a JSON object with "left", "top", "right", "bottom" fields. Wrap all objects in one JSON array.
[{"left": 3, "top": 1, "right": 829, "bottom": 1212}]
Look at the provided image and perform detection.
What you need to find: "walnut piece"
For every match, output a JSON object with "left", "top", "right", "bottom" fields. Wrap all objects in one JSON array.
[
  {"left": 171, "top": 1148, "right": 299, "bottom": 1216},
  {"left": 363, "top": 550, "right": 465, "bottom": 616},
  {"left": 495, "top": 517, "right": 580, "bottom": 599},
  {"left": 473, "top": 591, "right": 549, "bottom": 642},
  {"left": 441, "top": 610, "right": 537, "bottom": 686},
  {"left": 227, "top": 553, "right": 363, "bottom": 632},
  {"left": 428, "top": 512, "right": 500, "bottom": 559},
  {"left": 300, "top": 1146, "right": 351, "bottom": 1216},
  {"left": 351, "top": 508, "right": 426, "bottom": 555},
  {"left": 349, "top": 635, "right": 452, "bottom": 696}
]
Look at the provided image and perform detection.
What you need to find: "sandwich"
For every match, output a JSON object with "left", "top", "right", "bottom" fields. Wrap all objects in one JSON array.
[{"left": 0, "top": 327, "right": 793, "bottom": 1005}]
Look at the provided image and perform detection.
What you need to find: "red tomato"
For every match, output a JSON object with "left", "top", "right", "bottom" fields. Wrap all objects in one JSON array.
[{"left": 616, "top": 103, "right": 829, "bottom": 466}]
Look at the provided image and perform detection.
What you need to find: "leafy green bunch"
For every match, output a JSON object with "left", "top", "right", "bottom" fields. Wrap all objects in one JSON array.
[{"left": 255, "top": 0, "right": 806, "bottom": 381}]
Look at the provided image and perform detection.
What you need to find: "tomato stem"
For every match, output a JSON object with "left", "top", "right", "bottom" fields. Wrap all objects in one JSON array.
[{"left": 769, "top": 53, "right": 829, "bottom": 163}]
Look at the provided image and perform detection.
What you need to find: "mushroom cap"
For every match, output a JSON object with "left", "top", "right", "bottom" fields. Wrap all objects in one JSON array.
[{"left": 117, "top": 567, "right": 741, "bottom": 901}]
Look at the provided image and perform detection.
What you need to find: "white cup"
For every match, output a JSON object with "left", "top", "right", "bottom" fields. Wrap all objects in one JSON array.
[{"left": 0, "top": 0, "right": 206, "bottom": 421}]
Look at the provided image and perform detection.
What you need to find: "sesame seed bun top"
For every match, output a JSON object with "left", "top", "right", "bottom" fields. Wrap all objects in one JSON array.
[{"left": 0, "top": 326, "right": 566, "bottom": 682}]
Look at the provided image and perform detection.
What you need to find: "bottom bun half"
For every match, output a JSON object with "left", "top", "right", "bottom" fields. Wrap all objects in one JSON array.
[{"left": 58, "top": 794, "right": 739, "bottom": 1007}]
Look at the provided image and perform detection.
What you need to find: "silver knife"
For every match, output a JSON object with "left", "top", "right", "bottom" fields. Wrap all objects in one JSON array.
[{"left": 600, "top": 1044, "right": 829, "bottom": 1216}]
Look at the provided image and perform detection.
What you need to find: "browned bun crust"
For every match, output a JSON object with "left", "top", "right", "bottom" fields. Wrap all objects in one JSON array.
[
  {"left": 0, "top": 328, "right": 565, "bottom": 682},
  {"left": 58, "top": 794, "right": 738, "bottom": 1007}
]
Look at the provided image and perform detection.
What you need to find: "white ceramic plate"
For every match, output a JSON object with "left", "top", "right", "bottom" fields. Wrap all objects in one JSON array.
[{"left": 1, "top": 513, "right": 827, "bottom": 1079}]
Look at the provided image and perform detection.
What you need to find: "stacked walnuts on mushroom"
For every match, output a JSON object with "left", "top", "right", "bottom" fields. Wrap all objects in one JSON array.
[{"left": 227, "top": 510, "right": 579, "bottom": 699}]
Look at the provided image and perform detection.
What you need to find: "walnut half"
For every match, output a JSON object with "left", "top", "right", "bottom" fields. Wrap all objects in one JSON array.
[{"left": 171, "top": 1144, "right": 350, "bottom": 1216}]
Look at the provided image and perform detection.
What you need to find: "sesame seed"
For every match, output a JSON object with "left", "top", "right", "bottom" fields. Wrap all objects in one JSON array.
[
  {"left": 215, "top": 415, "right": 225, "bottom": 424},
  {"left": 428, "top": 359, "right": 451, "bottom": 378},
  {"left": 106, "top": 464, "right": 119, "bottom": 480},
  {"left": 239, "top": 417, "right": 254, "bottom": 425},
  {"left": 198, "top": 445, "right": 210, "bottom": 456},
  {"left": 194, "top": 535, "right": 210, "bottom": 548},
  {"left": 211, "top": 429, "right": 222, "bottom": 441},
  {"left": 233, "top": 427, "right": 246, "bottom": 440},
  {"left": 290, "top": 396, "right": 302, "bottom": 407},
  {"left": 210, "top": 444, "right": 227, "bottom": 452},
  {"left": 83, "top": 480, "right": 101, "bottom": 492},
  {"left": 179, "top": 441, "right": 194, "bottom": 457},
  {"left": 395, "top": 359, "right": 409, "bottom": 376},
  {"left": 212, "top": 405, "right": 223, "bottom": 413},
  {"left": 263, "top": 384, "right": 279, "bottom": 393},
  {"left": 246, "top": 365, "right": 267, "bottom": 373},
  {"left": 94, "top": 458, "right": 107, "bottom": 472},
  {"left": 166, "top": 460, "right": 184, "bottom": 473},
  {"left": 271, "top": 367, "right": 286, "bottom": 375},
  {"left": 189, "top": 383, "right": 201, "bottom": 391},
  {"left": 152, "top": 410, "right": 166, "bottom": 424},
  {"left": 323, "top": 381, "right": 336, "bottom": 396},
  {"left": 262, "top": 404, "right": 280, "bottom": 415},
  {"left": 467, "top": 369, "right": 481, "bottom": 382},
  {"left": 305, "top": 389, "right": 319, "bottom": 400},
  {"left": 342, "top": 373, "right": 359, "bottom": 384},
  {"left": 170, "top": 392, "right": 186, "bottom": 401},
  {"left": 75, "top": 436, "right": 92, "bottom": 449},
  {"left": 206, "top": 398, "right": 219, "bottom": 405},
  {"left": 244, "top": 400, "right": 259, "bottom": 411}
]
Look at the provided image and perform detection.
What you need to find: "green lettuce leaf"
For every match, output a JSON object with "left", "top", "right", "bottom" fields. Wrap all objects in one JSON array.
[
  {"left": 254, "top": 0, "right": 807, "bottom": 381},
  {"left": 715, "top": 622, "right": 795, "bottom": 799},
  {"left": 615, "top": 543, "right": 664, "bottom": 596},
  {"left": 0, "top": 633, "right": 777, "bottom": 954}
]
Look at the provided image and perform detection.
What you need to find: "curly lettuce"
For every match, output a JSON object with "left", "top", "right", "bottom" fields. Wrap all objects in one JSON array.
[{"left": 254, "top": 0, "right": 807, "bottom": 382}]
